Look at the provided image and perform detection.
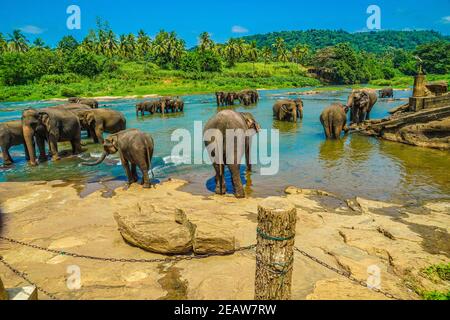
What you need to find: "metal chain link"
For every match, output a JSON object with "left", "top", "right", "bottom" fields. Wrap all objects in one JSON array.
[
  {"left": 0, "top": 236, "right": 255, "bottom": 263},
  {"left": 0, "top": 256, "right": 59, "bottom": 300},
  {"left": 294, "top": 247, "right": 401, "bottom": 300}
]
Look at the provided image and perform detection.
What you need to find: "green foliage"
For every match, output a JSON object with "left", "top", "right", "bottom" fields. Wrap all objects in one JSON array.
[
  {"left": 64, "top": 49, "right": 101, "bottom": 77},
  {"left": 422, "top": 291, "right": 450, "bottom": 300},
  {"left": 181, "top": 50, "right": 222, "bottom": 73},
  {"left": 242, "top": 30, "right": 449, "bottom": 53},
  {"left": 415, "top": 41, "right": 450, "bottom": 74},
  {"left": 422, "top": 263, "right": 450, "bottom": 282}
]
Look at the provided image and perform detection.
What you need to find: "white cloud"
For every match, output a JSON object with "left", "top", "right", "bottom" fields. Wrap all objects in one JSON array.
[
  {"left": 231, "top": 25, "right": 249, "bottom": 34},
  {"left": 19, "top": 25, "right": 45, "bottom": 34},
  {"left": 441, "top": 16, "right": 450, "bottom": 24}
]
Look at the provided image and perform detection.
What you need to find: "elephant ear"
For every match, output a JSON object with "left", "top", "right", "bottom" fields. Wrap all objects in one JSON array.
[
  {"left": 38, "top": 112, "right": 51, "bottom": 130},
  {"left": 86, "top": 112, "right": 96, "bottom": 126},
  {"left": 360, "top": 92, "right": 370, "bottom": 106},
  {"left": 109, "top": 135, "right": 119, "bottom": 149}
]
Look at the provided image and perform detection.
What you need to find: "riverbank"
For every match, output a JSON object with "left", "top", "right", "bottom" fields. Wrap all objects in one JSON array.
[{"left": 0, "top": 180, "right": 448, "bottom": 300}]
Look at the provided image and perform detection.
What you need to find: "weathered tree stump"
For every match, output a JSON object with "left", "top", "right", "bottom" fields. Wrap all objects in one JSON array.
[
  {"left": 255, "top": 197, "right": 297, "bottom": 300},
  {"left": 0, "top": 276, "right": 8, "bottom": 300}
]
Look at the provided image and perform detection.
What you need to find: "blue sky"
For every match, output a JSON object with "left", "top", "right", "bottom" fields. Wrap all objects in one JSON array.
[{"left": 0, "top": 0, "right": 449, "bottom": 47}]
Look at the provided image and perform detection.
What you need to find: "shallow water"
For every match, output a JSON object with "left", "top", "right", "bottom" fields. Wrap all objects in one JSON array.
[{"left": 1, "top": 87, "right": 449, "bottom": 203}]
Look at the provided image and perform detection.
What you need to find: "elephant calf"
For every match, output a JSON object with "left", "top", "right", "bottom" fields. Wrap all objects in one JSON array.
[
  {"left": 320, "top": 103, "right": 349, "bottom": 139},
  {"left": 77, "top": 109, "right": 126, "bottom": 144},
  {"left": 82, "top": 129, "right": 155, "bottom": 188},
  {"left": 0, "top": 120, "right": 29, "bottom": 166}
]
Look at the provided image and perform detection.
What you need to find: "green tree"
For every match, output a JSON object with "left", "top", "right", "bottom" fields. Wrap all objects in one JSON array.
[
  {"left": 247, "top": 41, "right": 259, "bottom": 70},
  {"left": 7, "top": 30, "right": 29, "bottom": 53},
  {"left": 198, "top": 32, "right": 214, "bottom": 52},
  {"left": 137, "top": 29, "right": 152, "bottom": 58},
  {"left": 273, "top": 37, "right": 288, "bottom": 63},
  {"left": 65, "top": 49, "right": 101, "bottom": 77},
  {"left": 57, "top": 35, "right": 79, "bottom": 53},
  {"left": 0, "top": 33, "right": 7, "bottom": 53},
  {"left": 33, "top": 38, "right": 46, "bottom": 50},
  {"left": 262, "top": 46, "right": 272, "bottom": 65},
  {"left": 415, "top": 41, "right": 450, "bottom": 74},
  {"left": 80, "top": 30, "right": 98, "bottom": 54}
]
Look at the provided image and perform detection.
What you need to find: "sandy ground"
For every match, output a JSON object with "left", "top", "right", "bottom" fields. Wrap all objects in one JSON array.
[{"left": 0, "top": 179, "right": 448, "bottom": 300}]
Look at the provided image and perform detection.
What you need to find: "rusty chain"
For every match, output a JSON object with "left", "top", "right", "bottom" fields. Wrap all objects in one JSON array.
[
  {"left": 0, "top": 235, "right": 402, "bottom": 300},
  {"left": 0, "top": 236, "right": 255, "bottom": 263},
  {"left": 294, "top": 247, "right": 402, "bottom": 300},
  {"left": 0, "top": 256, "right": 59, "bottom": 300}
]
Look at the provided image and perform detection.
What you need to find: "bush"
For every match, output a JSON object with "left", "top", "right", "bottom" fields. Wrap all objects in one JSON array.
[
  {"left": 39, "top": 73, "right": 81, "bottom": 85},
  {"left": 60, "top": 86, "right": 81, "bottom": 97},
  {"left": 64, "top": 49, "right": 101, "bottom": 77},
  {"left": 181, "top": 51, "right": 222, "bottom": 73}
]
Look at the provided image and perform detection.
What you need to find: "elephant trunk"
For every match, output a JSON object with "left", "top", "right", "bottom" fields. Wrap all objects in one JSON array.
[
  {"left": 23, "top": 125, "right": 36, "bottom": 166},
  {"left": 81, "top": 151, "right": 108, "bottom": 166}
]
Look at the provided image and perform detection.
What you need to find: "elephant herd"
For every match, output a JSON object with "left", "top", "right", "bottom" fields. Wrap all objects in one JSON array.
[
  {"left": 136, "top": 97, "right": 184, "bottom": 116},
  {"left": 0, "top": 87, "right": 389, "bottom": 198},
  {"left": 216, "top": 90, "right": 259, "bottom": 107}
]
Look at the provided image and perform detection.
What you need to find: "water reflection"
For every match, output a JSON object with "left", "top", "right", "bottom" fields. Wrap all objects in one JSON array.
[{"left": 319, "top": 139, "right": 346, "bottom": 165}]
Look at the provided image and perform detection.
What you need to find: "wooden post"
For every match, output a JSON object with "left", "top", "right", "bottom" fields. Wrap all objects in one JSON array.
[
  {"left": 255, "top": 197, "right": 296, "bottom": 300},
  {"left": 0, "top": 276, "right": 8, "bottom": 300}
]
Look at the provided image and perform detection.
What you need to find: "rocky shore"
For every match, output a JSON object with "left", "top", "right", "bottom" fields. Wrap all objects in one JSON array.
[{"left": 0, "top": 180, "right": 448, "bottom": 300}]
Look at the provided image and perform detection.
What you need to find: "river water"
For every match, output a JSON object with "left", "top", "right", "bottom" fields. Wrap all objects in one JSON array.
[{"left": 1, "top": 88, "right": 449, "bottom": 203}]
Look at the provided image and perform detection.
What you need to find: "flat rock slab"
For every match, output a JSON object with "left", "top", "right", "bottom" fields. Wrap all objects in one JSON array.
[
  {"left": 114, "top": 203, "right": 194, "bottom": 254},
  {"left": 193, "top": 224, "right": 236, "bottom": 255},
  {"left": 7, "top": 286, "right": 38, "bottom": 300}
]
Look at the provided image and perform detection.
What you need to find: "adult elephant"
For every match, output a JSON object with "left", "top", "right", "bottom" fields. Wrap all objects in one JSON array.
[
  {"left": 225, "top": 92, "right": 239, "bottom": 106},
  {"left": 136, "top": 101, "right": 159, "bottom": 116},
  {"left": 346, "top": 89, "right": 378, "bottom": 124},
  {"left": 68, "top": 97, "right": 99, "bottom": 109},
  {"left": 77, "top": 109, "right": 126, "bottom": 144},
  {"left": 239, "top": 93, "right": 252, "bottom": 106},
  {"left": 0, "top": 120, "right": 29, "bottom": 166},
  {"left": 82, "top": 129, "right": 155, "bottom": 189},
  {"left": 379, "top": 87, "right": 394, "bottom": 99},
  {"left": 22, "top": 108, "right": 84, "bottom": 166},
  {"left": 320, "top": 103, "right": 349, "bottom": 139},
  {"left": 273, "top": 99, "right": 303, "bottom": 122},
  {"left": 239, "top": 90, "right": 259, "bottom": 104},
  {"left": 204, "top": 110, "right": 260, "bottom": 198}
]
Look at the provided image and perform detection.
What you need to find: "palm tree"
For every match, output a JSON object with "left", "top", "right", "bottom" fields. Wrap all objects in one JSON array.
[
  {"left": 247, "top": 41, "right": 259, "bottom": 71},
  {"left": 291, "top": 44, "right": 309, "bottom": 65},
  {"left": 199, "top": 32, "right": 214, "bottom": 52},
  {"left": 80, "top": 30, "right": 98, "bottom": 54},
  {"left": 137, "top": 29, "right": 151, "bottom": 58},
  {"left": 224, "top": 39, "right": 239, "bottom": 67},
  {"left": 104, "top": 30, "right": 118, "bottom": 57},
  {"left": 126, "top": 33, "right": 137, "bottom": 58},
  {"left": 0, "top": 33, "right": 7, "bottom": 53},
  {"left": 273, "top": 37, "right": 288, "bottom": 63},
  {"left": 33, "top": 38, "right": 46, "bottom": 50},
  {"left": 262, "top": 47, "right": 272, "bottom": 65},
  {"left": 7, "top": 30, "right": 29, "bottom": 52}
]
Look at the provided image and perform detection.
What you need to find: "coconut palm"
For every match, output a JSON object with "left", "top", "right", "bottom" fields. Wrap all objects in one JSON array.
[
  {"left": 104, "top": 30, "right": 118, "bottom": 57},
  {"left": 0, "top": 33, "right": 7, "bottom": 53},
  {"left": 80, "top": 30, "right": 98, "bottom": 54},
  {"left": 273, "top": 37, "right": 288, "bottom": 63},
  {"left": 137, "top": 29, "right": 152, "bottom": 58},
  {"left": 247, "top": 40, "right": 259, "bottom": 71},
  {"left": 32, "top": 38, "right": 46, "bottom": 50},
  {"left": 291, "top": 44, "right": 309, "bottom": 65},
  {"left": 224, "top": 39, "right": 239, "bottom": 67},
  {"left": 199, "top": 32, "right": 214, "bottom": 52},
  {"left": 7, "top": 29, "right": 29, "bottom": 53},
  {"left": 262, "top": 46, "right": 272, "bottom": 65}
]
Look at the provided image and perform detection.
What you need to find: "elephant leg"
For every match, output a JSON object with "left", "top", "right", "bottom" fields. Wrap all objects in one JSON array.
[
  {"left": 366, "top": 111, "right": 371, "bottom": 121},
  {"left": 95, "top": 126, "right": 104, "bottom": 145},
  {"left": 333, "top": 126, "right": 342, "bottom": 140},
  {"left": 213, "top": 163, "right": 226, "bottom": 195},
  {"left": 89, "top": 128, "right": 99, "bottom": 144},
  {"left": 131, "top": 164, "right": 138, "bottom": 183},
  {"left": 2, "top": 146, "right": 13, "bottom": 166},
  {"left": 71, "top": 138, "right": 84, "bottom": 155},
  {"left": 47, "top": 135, "right": 59, "bottom": 161},
  {"left": 36, "top": 136, "right": 47, "bottom": 162},
  {"left": 138, "top": 161, "right": 151, "bottom": 188},
  {"left": 121, "top": 156, "right": 133, "bottom": 185},
  {"left": 228, "top": 164, "right": 244, "bottom": 198},
  {"left": 24, "top": 143, "right": 31, "bottom": 161},
  {"left": 323, "top": 122, "right": 332, "bottom": 139},
  {"left": 245, "top": 137, "right": 252, "bottom": 172}
]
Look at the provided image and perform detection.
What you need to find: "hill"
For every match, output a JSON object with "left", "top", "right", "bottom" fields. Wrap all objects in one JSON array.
[{"left": 239, "top": 30, "right": 450, "bottom": 53}]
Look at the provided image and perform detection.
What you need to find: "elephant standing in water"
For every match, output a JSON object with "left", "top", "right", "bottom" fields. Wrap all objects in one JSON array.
[
  {"left": 346, "top": 89, "right": 378, "bottom": 124},
  {"left": 320, "top": 103, "right": 349, "bottom": 139},
  {"left": 82, "top": 129, "right": 155, "bottom": 188},
  {"left": 379, "top": 88, "right": 394, "bottom": 99},
  {"left": 77, "top": 109, "right": 126, "bottom": 144},
  {"left": 273, "top": 99, "right": 303, "bottom": 122},
  {"left": 0, "top": 120, "right": 30, "bottom": 166},
  {"left": 22, "top": 108, "right": 84, "bottom": 166},
  {"left": 204, "top": 110, "right": 260, "bottom": 198}
]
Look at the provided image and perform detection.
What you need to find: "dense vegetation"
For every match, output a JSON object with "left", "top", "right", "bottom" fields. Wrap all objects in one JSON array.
[
  {"left": 0, "top": 22, "right": 448, "bottom": 102},
  {"left": 241, "top": 30, "right": 450, "bottom": 53}
]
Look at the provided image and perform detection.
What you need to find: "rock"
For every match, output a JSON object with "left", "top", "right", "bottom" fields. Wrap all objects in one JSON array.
[
  {"left": 114, "top": 203, "right": 195, "bottom": 254},
  {"left": 6, "top": 286, "right": 38, "bottom": 300},
  {"left": 0, "top": 277, "right": 8, "bottom": 300},
  {"left": 193, "top": 224, "right": 236, "bottom": 255}
]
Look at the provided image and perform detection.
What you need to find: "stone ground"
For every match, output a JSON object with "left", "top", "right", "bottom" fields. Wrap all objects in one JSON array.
[{"left": 0, "top": 179, "right": 448, "bottom": 300}]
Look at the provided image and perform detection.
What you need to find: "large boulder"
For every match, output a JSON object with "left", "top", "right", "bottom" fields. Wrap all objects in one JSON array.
[
  {"left": 114, "top": 203, "right": 195, "bottom": 254},
  {"left": 193, "top": 224, "right": 236, "bottom": 255}
]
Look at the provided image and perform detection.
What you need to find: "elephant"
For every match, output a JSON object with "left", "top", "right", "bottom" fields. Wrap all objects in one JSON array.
[
  {"left": 379, "top": 88, "right": 394, "bottom": 99},
  {"left": 22, "top": 107, "right": 84, "bottom": 166},
  {"left": 203, "top": 110, "right": 260, "bottom": 198},
  {"left": 320, "top": 103, "right": 349, "bottom": 139},
  {"left": 68, "top": 97, "right": 99, "bottom": 109},
  {"left": 77, "top": 109, "right": 126, "bottom": 144},
  {"left": 136, "top": 101, "right": 159, "bottom": 116},
  {"left": 82, "top": 129, "right": 155, "bottom": 188},
  {"left": 273, "top": 99, "right": 303, "bottom": 122},
  {"left": 172, "top": 98, "right": 184, "bottom": 112},
  {"left": 0, "top": 120, "right": 30, "bottom": 166},
  {"left": 346, "top": 89, "right": 378, "bottom": 124},
  {"left": 215, "top": 92, "right": 226, "bottom": 106},
  {"left": 162, "top": 97, "right": 184, "bottom": 113},
  {"left": 240, "top": 94, "right": 252, "bottom": 106},
  {"left": 225, "top": 92, "right": 239, "bottom": 106}
]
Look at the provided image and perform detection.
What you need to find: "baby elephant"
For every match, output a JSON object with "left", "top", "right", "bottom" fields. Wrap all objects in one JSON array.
[
  {"left": 0, "top": 120, "right": 29, "bottom": 166},
  {"left": 320, "top": 103, "right": 349, "bottom": 139},
  {"left": 82, "top": 129, "right": 155, "bottom": 188}
]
